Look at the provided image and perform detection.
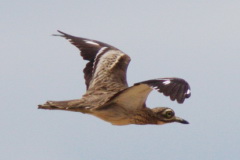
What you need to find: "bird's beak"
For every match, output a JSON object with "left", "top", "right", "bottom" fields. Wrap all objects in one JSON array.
[{"left": 175, "top": 117, "right": 189, "bottom": 124}]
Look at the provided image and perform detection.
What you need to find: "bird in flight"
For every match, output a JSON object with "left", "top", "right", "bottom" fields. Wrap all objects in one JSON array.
[{"left": 38, "top": 30, "right": 191, "bottom": 125}]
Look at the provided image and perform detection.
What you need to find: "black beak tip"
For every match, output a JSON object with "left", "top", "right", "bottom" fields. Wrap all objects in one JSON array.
[{"left": 180, "top": 119, "right": 189, "bottom": 124}]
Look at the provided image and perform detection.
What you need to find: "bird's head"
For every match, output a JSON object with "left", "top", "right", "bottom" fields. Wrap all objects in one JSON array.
[{"left": 152, "top": 107, "right": 189, "bottom": 125}]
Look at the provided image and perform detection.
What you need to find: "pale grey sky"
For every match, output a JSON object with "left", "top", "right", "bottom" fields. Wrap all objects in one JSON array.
[{"left": 1, "top": 1, "right": 240, "bottom": 160}]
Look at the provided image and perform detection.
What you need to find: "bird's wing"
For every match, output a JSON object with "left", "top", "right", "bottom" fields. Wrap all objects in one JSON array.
[
  {"left": 103, "top": 78, "right": 191, "bottom": 111},
  {"left": 54, "top": 30, "right": 131, "bottom": 91}
]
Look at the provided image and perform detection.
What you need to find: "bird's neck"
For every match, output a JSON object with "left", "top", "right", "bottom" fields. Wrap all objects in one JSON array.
[{"left": 131, "top": 108, "right": 159, "bottom": 125}]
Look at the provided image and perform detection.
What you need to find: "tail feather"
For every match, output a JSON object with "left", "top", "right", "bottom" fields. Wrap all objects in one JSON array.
[{"left": 38, "top": 100, "right": 91, "bottom": 113}]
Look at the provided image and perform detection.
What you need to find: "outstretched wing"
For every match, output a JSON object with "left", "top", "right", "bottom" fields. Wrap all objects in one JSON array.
[
  {"left": 54, "top": 30, "right": 131, "bottom": 91},
  {"left": 105, "top": 78, "right": 191, "bottom": 111},
  {"left": 135, "top": 78, "right": 191, "bottom": 103}
]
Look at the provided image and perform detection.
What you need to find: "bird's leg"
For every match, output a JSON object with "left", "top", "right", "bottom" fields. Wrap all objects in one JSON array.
[{"left": 38, "top": 99, "right": 91, "bottom": 113}]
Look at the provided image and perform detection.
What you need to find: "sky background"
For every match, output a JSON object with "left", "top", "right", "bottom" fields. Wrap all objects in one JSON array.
[{"left": 1, "top": 1, "right": 240, "bottom": 160}]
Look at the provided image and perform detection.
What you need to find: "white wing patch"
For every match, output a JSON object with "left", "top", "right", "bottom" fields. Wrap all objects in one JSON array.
[
  {"left": 93, "top": 47, "right": 108, "bottom": 70},
  {"left": 95, "top": 47, "right": 108, "bottom": 58},
  {"left": 163, "top": 80, "right": 171, "bottom": 85},
  {"left": 84, "top": 40, "right": 100, "bottom": 46},
  {"left": 186, "top": 89, "right": 191, "bottom": 95},
  {"left": 68, "top": 39, "right": 74, "bottom": 44},
  {"left": 151, "top": 86, "right": 159, "bottom": 91}
]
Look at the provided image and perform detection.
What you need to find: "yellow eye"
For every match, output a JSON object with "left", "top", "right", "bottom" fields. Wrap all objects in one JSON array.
[{"left": 165, "top": 111, "right": 174, "bottom": 118}]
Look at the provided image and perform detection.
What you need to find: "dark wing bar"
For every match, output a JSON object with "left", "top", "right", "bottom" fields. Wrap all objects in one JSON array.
[
  {"left": 135, "top": 78, "right": 191, "bottom": 103},
  {"left": 53, "top": 30, "right": 115, "bottom": 89}
]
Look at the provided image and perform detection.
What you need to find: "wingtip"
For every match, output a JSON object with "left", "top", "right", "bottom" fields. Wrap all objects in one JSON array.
[
  {"left": 52, "top": 30, "right": 66, "bottom": 37},
  {"left": 57, "top": 30, "right": 65, "bottom": 34}
]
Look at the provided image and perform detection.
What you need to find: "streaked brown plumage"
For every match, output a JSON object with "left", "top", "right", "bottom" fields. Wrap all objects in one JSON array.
[{"left": 38, "top": 30, "right": 191, "bottom": 125}]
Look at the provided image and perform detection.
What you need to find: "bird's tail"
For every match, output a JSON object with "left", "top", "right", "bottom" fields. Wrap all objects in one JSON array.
[{"left": 38, "top": 100, "right": 91, "bottom": 113}]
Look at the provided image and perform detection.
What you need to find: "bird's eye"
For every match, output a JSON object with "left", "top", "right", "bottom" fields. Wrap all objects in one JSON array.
[{"left": 165, "top": 111, "right": 174, "bottom": 118}]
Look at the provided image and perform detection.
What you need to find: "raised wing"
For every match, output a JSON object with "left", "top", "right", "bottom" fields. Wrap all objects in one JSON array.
[
  {"left": 105, "top": 78, "right": 191, "bottom": 111},
  {"left": 54, "top": 30, "right": 131, "bottom": 91}
]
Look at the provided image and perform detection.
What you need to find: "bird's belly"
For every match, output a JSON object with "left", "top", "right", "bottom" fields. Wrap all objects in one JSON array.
[{"left": 92, "top": 110, "right": 131, "bottom": 125}]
